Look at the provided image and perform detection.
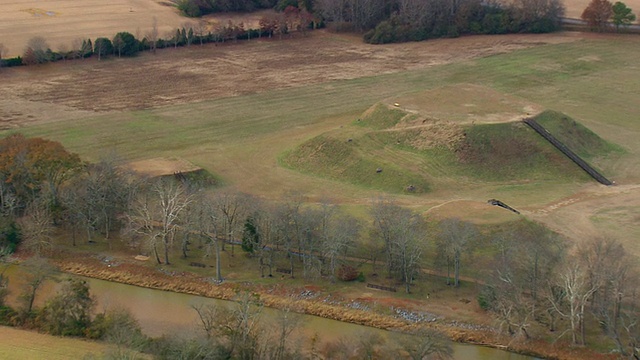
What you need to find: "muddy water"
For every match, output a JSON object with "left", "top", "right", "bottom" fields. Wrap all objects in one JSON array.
[{"left": 4, "top": 265, "right": 536, "bottom": 360}]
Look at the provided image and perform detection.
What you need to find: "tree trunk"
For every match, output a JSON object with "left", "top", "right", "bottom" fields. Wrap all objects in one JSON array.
[
  {"left": 153, "top": 241, "right": 162, "bottom": 264},
  {"left": 27, "top": 288, "right": 36, "bottom": 313},
  {"left": 163, "top": 236, "right": 170, "bottom": 265},
  {"left": 215, "top": 240, "right": 222, "bottom": 282},
  {"left": 454, "top": 252, "right": 460, "bottom": 288}
]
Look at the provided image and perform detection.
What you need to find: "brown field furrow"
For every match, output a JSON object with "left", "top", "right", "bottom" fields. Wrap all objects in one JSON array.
[{"left": 1, "top": 31, "right": 577, "bottom": 115}]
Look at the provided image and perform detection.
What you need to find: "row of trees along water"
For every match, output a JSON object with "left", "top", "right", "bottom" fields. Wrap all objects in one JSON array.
[
  {"left": 0, "top": 134, "right": 639, "bottom": 357},
  {"left": 0, "top": 266, "right": 455, "bottom": 359}
]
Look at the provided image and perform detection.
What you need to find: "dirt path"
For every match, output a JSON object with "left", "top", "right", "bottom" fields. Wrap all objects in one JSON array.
[{"left": 525, "top": 183, "right": 640, "bottom": 255}]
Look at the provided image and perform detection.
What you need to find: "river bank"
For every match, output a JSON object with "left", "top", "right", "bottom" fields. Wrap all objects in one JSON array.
[{"left": 26, "top": 249, "right": 609, "bottom": 360}]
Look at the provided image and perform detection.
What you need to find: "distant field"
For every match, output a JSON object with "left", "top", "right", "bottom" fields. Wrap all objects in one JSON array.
[
  {"left": 0, "top": 0, "right": 189, "bottom": 57},
  {"left": 0, "top": 326, "right": 111, "bottom": 360},
  {"left": 1, "top": 30, "right": 640, "bottom": 254},
  {"left": 1, "top": 0, "right": 639, "bottom": 58}
]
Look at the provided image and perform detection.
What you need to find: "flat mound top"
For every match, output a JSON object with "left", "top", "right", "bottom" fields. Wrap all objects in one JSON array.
[
  {"left": 388, "top": 84, "right": 542, "bottom": 124},
  {"left": 126, "top": 157, "right": 202, "bottom": 177}
]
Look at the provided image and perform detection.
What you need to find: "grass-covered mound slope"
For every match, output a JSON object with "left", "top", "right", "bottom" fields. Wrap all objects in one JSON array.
[
  {"left": 282, "top": 134, "right": 431, "bottom": 194},
  {"left": 533, "top": 110, "right": 623, "bottom": 160},
  {"left": 453, "top": 121, "right": 590, "bottom": 181},
  {"left": 282, "top": 103, "right": 620, "bottom": 193}
]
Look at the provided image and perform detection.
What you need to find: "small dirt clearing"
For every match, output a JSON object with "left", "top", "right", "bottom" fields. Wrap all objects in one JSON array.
[{"left": 126, "top": 157, "right": 202, "bottom": 177}]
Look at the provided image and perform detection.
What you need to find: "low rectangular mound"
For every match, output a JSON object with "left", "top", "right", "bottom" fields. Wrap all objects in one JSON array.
[{"left": 126, "top": 157, "right": 203, "bottom": 178}]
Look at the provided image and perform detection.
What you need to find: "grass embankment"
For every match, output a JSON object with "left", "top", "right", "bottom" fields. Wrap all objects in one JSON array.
[
  {"left": 283, "top": 104, "right": 619, "bottom": 192},
  {"left": 534, "top": 110, "right": 625, "bottom": 161},
  {"left": 53, "top": 253, "right": 613, "bottom": 360},
  {"left": 7, "top": 37, "right": 640, "bottom": 204}
]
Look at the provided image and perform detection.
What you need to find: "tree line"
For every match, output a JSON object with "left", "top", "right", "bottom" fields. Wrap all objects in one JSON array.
[
  {"left": 0, "top": 260, "right": 454, "bottom": 360},
  {"left": 0, "top": 10, "right": 318, "bottom": 69},
  {"left": 582, "top": 0, "right": 636, "bottom": 32},
  {"left": 0, "top": 133, "right": 639, "bottom": 356},
  {"left": 317, "top": 0, "right": 566, "bottom": 43}
]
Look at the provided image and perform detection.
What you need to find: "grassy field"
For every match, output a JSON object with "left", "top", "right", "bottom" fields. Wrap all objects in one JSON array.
[
  {"left": 0, "top": 326, "right": 114, "bottom": 360},
  {"left": 1, "top": 31, "right": 640, "bottom": 255}
]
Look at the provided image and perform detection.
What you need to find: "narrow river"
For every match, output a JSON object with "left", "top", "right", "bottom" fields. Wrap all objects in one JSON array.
[{"left": 4, "top": 265, "right": 537, "bottom": 359}]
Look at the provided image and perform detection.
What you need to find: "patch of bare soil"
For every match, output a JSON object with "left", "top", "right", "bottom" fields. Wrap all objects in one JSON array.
[
  {"left": 126, "top": 157, "right": 202, "bottom": 177},
  {"left": 0, "top": 31, "right": 578, "bottom": 117}
]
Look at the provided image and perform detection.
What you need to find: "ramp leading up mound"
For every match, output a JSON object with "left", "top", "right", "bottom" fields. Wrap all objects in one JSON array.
[{"left": 523, "top": 117, "right": 612, "bottom": 185}]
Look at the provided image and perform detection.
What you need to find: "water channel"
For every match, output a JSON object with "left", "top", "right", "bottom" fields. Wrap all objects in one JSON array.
[{"left": 4, "top": 265, "right": 537, "bottom": 359}]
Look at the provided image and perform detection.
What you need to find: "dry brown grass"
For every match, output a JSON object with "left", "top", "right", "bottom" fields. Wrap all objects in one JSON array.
[
  {"left": 0, "top": 0, "right": 191, "bottom": 58},
  {"left": 126, "top": 157, "right": 202, "bottom": 177},
  {"left": 0, "top": 326, "right": 116, "bottom": 360}
]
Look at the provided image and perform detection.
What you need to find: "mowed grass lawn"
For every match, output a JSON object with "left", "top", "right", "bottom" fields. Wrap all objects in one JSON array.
[
  {"left": 0, "top": 326, "right": 113, "bottom": 360},
  {"left": 6, "top": 35, "right": 640, "bottom": 205}
]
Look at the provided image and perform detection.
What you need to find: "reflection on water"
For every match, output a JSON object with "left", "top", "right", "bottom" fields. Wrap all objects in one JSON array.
[{"left": 4, "top": 265, "right": 536, "bottom": 360}]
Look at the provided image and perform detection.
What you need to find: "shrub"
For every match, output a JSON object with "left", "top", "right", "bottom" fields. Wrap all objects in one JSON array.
[
  {"left": 1, "top": 56, "right": 22, "bottom": 67},
  {"left": 40, "top": 278, "right": 94, "bottom": 336},
  {"left": 0, "top": 222, "right": 20, "bottom": 254},
  {"left": 0, "top": 306, "right": 17, "bottom": 326},
  {"left": 176, "top": 0, "right": 202, "bottom": 17},
  {"left": 477, "top": 285, "right": 496, "bottom": 311},
  {"left": 364, "top": 21, "right": 396, "bottom": 44},
  {"left": 112, "top": 32, "right": 139, "bottom": 57},
  {"left": 336, "top": 265, "right": 358, "bottom": 281},
  {"left": 94, "top": 38, "right": 113, "bottom": 59}
]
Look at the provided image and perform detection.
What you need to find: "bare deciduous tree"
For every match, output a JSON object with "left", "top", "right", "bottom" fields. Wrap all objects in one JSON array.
[
  {"left": 19, "top": 255, "right": 57, "bottom": 315},
  {"left": 194, "top": 20, "right": 208, "bottom": 46},
  {"left": 436, "top": 218, "right": 478, "bottom": 287},
  {"left": 322, "top": 209, "right": 359, "bottom": 281},
  {"left": 147, "top": 17, "right": 159, "bottom": 54},
  {"left": 0, "top": 43, "right": 7, "bottom": 69},
  {"left": 582, "top": 0, "right": 614, "bottom": 31},
  {"left": 395, "top": 328, "right": 454, "bottom": 360},
  {"left": 371, "top": 198, "right": 425, "bottom": 293},
  {"left": 127, "top": 179, "right": 193, "bottom": 264},
  {"left": 193, "top": 194, "right": 224, "bottom": 281},
  {"left": 214, "top": 191, "right": 249, "bottom": 256},
  {"left": 549, "top": 261, "right": 599, "bottom": 345},
  {"left": 18, "top": 200, "right": 54, "bottom": 255}
]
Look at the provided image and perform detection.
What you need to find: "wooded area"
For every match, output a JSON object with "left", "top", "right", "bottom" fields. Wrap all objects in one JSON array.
[{"left": 0, "top": 134, "right": 638, "bottom": 358}]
